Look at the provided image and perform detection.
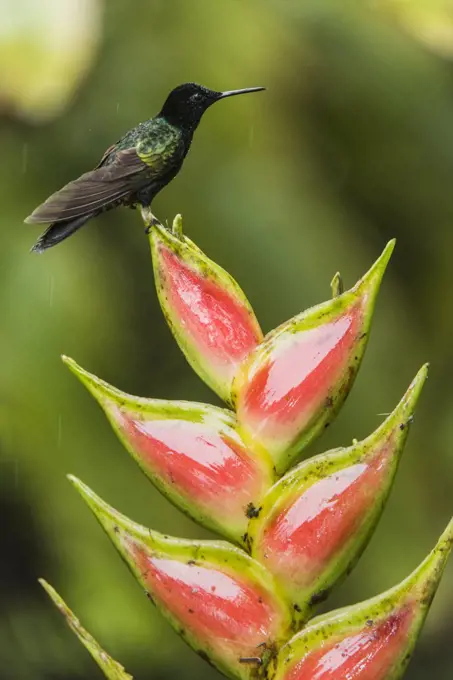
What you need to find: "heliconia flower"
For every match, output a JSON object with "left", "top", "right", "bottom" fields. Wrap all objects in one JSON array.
[
  {"left": 39, "top": 579, "right": 133, "bottom": 680},
  {"left": 233, "top": 240, "right": 395, "bottom": 474},
  {"left": 247, "top": 365, "right": 428, "bottom": 623},
  {"left": 272, "top": 516, "right": 453, "bottom": 680},
  {"left": 63, "top": 356, "right": 274, "bottom": 545},
  {"left": 69, "top": 476, "right": 293, "bottom": 680},
  {"left": 149, "top": 216, "right": 263, "bottom": 406}
]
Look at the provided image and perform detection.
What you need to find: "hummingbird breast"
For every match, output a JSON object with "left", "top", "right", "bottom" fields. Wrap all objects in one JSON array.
[{"left": 123, "top": 117, "right": 192, "bottom": 207}]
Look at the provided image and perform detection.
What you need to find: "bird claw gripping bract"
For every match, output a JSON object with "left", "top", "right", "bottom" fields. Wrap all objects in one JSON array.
[{"left": 42, "top": 214, "right": 452, "bottom": 680}]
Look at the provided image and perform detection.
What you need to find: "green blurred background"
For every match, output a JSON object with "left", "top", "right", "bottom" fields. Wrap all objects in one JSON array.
[{"left": 2, "top": 0, "right": 453, "bottom": 677}]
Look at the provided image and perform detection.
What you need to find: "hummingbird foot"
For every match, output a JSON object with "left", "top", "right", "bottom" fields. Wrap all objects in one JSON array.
[{"left": 141, "top": 206, "right": 163, "bottom": 234}]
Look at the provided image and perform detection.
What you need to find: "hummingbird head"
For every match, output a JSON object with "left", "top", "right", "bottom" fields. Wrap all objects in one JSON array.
[{"left": 159, "top": 83, "right": 266, "bottom": 129}]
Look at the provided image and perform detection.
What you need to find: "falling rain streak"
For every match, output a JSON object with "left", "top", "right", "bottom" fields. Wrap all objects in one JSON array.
[
  {"left": 49, "top": 276, "right": 54, "bottom": 308},
  {"left": 22, "top": 143, "right": 28, "bottom": 174}
]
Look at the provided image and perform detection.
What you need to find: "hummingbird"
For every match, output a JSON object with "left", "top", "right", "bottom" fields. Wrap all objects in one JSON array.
[{"left": 25, "top": 82, "right": 265, "bottom": 253}]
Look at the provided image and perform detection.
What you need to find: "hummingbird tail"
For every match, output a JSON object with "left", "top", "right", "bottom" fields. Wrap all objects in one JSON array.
[{"left": 31, "top": 214, "right": 94, "bottom": 253}]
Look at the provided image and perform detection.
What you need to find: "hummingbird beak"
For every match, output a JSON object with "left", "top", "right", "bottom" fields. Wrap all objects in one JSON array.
[{"left": 217, "top": 87, "right": 266, "bottom": 100}]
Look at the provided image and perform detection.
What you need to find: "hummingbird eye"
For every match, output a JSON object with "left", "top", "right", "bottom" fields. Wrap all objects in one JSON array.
[{"left": 192, "top": 92, "right": 202, "bottom": 102}]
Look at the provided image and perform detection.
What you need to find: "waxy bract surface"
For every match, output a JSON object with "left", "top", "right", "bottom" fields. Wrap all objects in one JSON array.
[
  {"left": 64, "top": 355, "right": 274, "bottom": 544},
  {"left": 49, "top": 224, "right": 452, "bottom": 680},
  {"left": 70, "top": 476, "right": 293, "bottom": 680},
  {"left": 150, "top": 217, "right": 263, "bottom": 406},
  {"left": 273, "top": 517, "right": 453, "bottom": 680},
  {"left": 248, "top": 365, "right": 428, "bottom": 621},
  {"left": 234, "top": 241, "right": 395, "bottom": 473}
]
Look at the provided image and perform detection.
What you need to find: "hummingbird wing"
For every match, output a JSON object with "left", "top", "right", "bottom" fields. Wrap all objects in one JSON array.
[
  {"left": 25, "top": 123, "right": 183, "bottom": 225},
  {"left": 24, "top": 147, "right": 151, "bottom": 225}
]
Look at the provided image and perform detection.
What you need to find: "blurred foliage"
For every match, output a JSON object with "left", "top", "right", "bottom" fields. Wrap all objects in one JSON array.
[
  {"left": 376, "top": 0, "right": 453, "bottom": 58},
  {"left": 0, "top": 0, "right": 102, "bottom": 121},
  {"left": 1, "top": 0, "right": 453, "bottom": 678}
]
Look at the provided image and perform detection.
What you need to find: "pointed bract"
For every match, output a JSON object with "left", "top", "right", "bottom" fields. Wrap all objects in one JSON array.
[
  {"left": 234, "top": 241, "right": 395, "bottom": 474},
  {"left": 69, "top": 476, "right": 293, "bottom": 680},
  {"left": 330, "top": 272, "right": 344, "bottom": 298},
  {"left": 63, "top": 356, "right": 274, "bottom": 545},
  {"left": 39, "top": 580, "right": 133, "bottom": 680},
  {"left": 150, "top": 217, "right": 263, "bottom": 406},
  {"left": 273, "top": 517, "right": 453, "bottom": 680},
  {"left": 248, "top": 365, "right": 428, "bottom": 622}
]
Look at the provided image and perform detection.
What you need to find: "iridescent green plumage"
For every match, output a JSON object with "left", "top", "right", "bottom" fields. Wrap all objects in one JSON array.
[{"left": 25, "top": 83, "right": 265, "bottom": 253}]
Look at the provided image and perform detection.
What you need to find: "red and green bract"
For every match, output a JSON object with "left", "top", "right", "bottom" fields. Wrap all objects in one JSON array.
[{"left": 46, "top": 214, "right": 451, "bottom": 680}]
